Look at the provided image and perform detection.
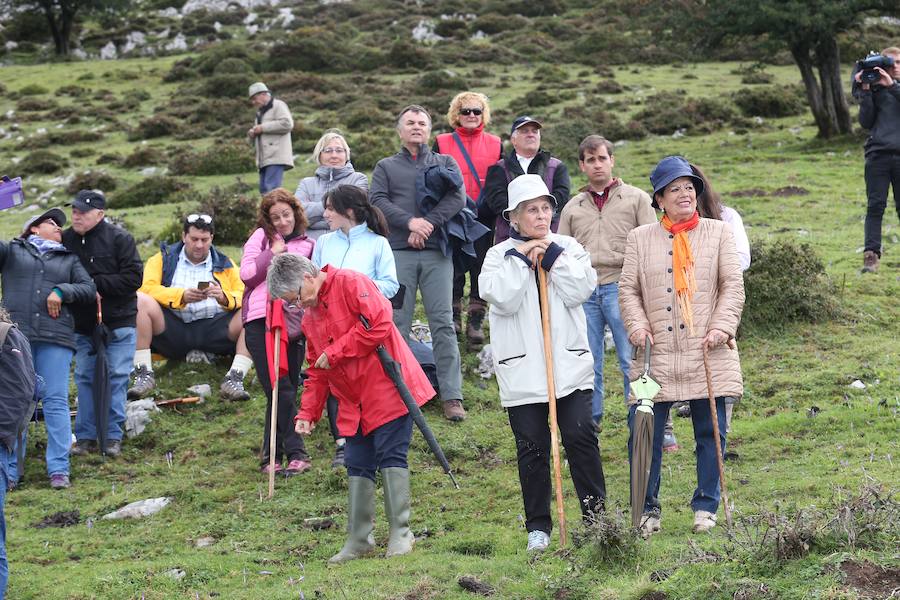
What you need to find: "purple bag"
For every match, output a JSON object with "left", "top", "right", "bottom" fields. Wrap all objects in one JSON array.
[{"left": 0, "top": 176, "right": 24, "bottom": 211}]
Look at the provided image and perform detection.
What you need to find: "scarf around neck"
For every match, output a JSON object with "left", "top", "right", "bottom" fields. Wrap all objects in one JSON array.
[
  {"left": 27, "top": 234, "right": 65, "bottom": 255},
  {"left": 661, "top": 211, "right": 700, "bottom": 334}
]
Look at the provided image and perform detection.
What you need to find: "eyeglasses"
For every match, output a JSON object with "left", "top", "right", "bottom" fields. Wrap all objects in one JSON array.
[
  {"left": 459, "top": 108, "right": 483, "bottom": 116},
  {"left": 186, "top": 213, "right": 213, "bottom": 225},
  {"left": 321, "top": 147, "right": 347, "bottom": 154}
]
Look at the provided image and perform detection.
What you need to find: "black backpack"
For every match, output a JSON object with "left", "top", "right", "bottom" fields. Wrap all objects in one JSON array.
[{"left": 0, "top": 322, "right": 39, "bottom": 463}]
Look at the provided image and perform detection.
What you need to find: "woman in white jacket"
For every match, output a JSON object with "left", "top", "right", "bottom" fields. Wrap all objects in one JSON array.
[{"left": 479, "top": 174, "right": 606, "bottom": 554}]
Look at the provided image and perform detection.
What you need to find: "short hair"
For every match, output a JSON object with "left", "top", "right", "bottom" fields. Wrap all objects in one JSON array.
[
  {"left": 257, "top": 188, "right": 309, "bottom": 240},
  {"left": 183, "top": 213, "right": 214, "bottom": 235},
  {"left": 578, "top": 135, "right": 615, "bottom": 161},
  {"left": 446, "top": 91, "right": 492, "bottom": 128},
  {"left": 396, "top": 105, "right": 432, "bottom": 129},
  {"left": 310, "top": 130, "right": 351, "bottom": 165},
  {"left": 267, "top": 253, "right": 319, "bottom": 300},
  {"left": 883, "top": 46, "right": 900, "bottom": 57}
]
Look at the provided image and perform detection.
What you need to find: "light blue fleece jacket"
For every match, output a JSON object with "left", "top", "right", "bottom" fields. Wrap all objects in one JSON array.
[{"left": 311, "top": 223, "right": 399, "bottom": 298}]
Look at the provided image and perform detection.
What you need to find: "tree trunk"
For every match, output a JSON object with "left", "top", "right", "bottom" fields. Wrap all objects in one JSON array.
[
  {"left": 815, "top": 36, "right": 852, "bottom": 136},
  {"left": 791, "top": 43, "right": 834, "bottom": 137},
  {"left": 39, "top": 0, "right": 65, "bottom": 55},
  {"left": 38, "top": 0, "right": 78, "bottom": 56}
]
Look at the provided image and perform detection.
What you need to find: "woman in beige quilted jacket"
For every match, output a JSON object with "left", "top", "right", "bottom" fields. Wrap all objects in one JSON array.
[{"left": 619, "top": 156, "right": 745, "bottom": 537}]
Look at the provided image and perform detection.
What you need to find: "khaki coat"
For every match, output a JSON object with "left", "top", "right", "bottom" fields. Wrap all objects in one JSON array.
[
  {"left": 619, "top": 218, "right": 744, "bottom": 403},
  {"left": 252, "top": 98, "right": 294, "bottom": 169}
]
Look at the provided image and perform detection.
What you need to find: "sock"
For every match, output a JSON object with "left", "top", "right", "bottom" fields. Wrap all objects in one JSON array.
[
  {"left": 230, "top": 354, "right": 254, "bottom": 379},
  {"left": 335, "top": 438, "right": 346, "bottom": 448},
  {"left": 134, "top": 349, "right": 153, "bottom": 371}
]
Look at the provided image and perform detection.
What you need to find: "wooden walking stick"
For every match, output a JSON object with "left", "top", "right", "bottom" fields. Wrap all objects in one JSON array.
[
  {"left": 702, "top": 345, "right": 733, "bottom": 529},
  {"left": 267, "top": 326, "right": 281, "bottom": 499},
  {"left": 537, "top": 267, "right": 567, "bottom": 547}
]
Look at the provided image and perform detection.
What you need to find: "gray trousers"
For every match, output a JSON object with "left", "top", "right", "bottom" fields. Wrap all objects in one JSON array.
[{"left": 393, "top": 249, "right": 462, "bottom": 401}]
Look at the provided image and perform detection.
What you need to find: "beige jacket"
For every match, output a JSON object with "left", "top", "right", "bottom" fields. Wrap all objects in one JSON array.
[
  {"left": 252, "top": 98, "right": 294, "bottom": 169},
  {"left": 558, "top": 182, "right": 657, "bottom": 285},
  {"left": 619, "top": 219, "right": 744, "bottom": 403}
]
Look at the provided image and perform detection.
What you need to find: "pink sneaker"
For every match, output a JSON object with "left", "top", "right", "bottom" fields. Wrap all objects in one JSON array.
[
  {"left": 284, "top": 459, "right": 312, "bottom": 476},
  {"left": 260, "top": 462, "right": 282, "bottom": 475}
]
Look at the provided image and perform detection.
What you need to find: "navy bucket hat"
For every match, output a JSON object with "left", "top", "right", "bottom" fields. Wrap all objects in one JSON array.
[{"left": 649, "top": 156, "right": 704, "bottom": 208}]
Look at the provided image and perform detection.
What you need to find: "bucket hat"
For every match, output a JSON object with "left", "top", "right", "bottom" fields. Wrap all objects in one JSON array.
[
  {"left": 248, "top": 82, "right": 270, "bottom": 99},
  {"left": 649, "top": 156, "right": 704, "bottom": 208},
  {"left": 503, "top": 174, "right": 557, "bottom": 220}
]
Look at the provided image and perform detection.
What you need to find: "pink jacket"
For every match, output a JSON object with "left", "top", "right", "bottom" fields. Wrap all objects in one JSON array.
[{"left": 240, "top": 228, "right": 314, "bottom": 323}]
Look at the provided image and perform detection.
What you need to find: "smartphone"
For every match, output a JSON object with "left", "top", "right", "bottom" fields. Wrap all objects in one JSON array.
[{"left": 198, "top": 281, "right": 210, "bottom": 290}]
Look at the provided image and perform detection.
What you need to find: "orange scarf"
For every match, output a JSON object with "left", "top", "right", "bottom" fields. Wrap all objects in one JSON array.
[{"left": 661, "top": 211, "right": 700, "bottom": 334}]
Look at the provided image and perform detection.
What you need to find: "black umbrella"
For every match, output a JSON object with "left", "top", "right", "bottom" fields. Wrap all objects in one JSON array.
[
  {"left": 360, "top": 315, "right": 459, "bottom": 489},
  {"left": 629, "top": 336, "right": 660, "bottom": 529},
  {"left": 90, "top": 296, "right": 111, "bottom": 455}
]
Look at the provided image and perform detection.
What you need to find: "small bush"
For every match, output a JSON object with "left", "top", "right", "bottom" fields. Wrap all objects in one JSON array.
[
  {"left": 69, "top": 148, "right": 96, "bottom": 159},
  {"left": 65, "top": 171, "right": 117, "bottom": 195},
  {"left": 508, "top": 89, "right": 558, "bottom": 113},
  {"left": 129, "top": 115, "right": 181, "bottom": 140},
  {"left": 123, "top": 146, "right": 165, "bottom": 168},
  {"left": 346, "top": 128, "right": 397, "bottom": 171},
  {"left": 634, "top": 92, "right": 737, "bottom": 135},
  {"left": 111, "top": 177, "right": 193, "bottom": 208},
  {"left": 196, "top": 181, "right": 259, "bottom": 245},
  {"left": 573, "top": 507, "right": 640, "bottom": 566},
  {"left": 596, "top": 79, "right": 623, "bottom": 94},
  {"left": 16, "top": 97, "right": 56, "bottom": 112},
  {"left": 213, "top": 57, "right": 255, "bottom": 76},
  {"left": 197, "top": 74, "right": 253, "bottom": 99},
  {"left": 533, "top": 64, "right": 569, "bottom": 83},
  {"left": 168, "top": 141, "right": 255, "bottom": 176},
  {"left": 20, "top": 150, "right": 68, "bottom": 175},
  {"left": 734, "top": 86, "right": 806, "bottom": 118},
  {"left": 417, "top": 69, "right": 467, "bottom": 94},
  {"left": 24, "top": 129, "right": 105, "bottom": 150},
  {"left": 741, "top": 239, "right": 841, "bottom": 332},
  {"left": 470, "top": 13, "right": 528, "bottom": 35},
  {"left": 96, "top": 153, "right": 123, "bottom": 165},
  {"left": 18, "top": 84, "right": 49, "bottom": 96}
]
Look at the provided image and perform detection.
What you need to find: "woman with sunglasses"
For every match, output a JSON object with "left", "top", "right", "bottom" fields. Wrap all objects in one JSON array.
[
  {"left": 0, "top": 208, "right": 95, "bottom": 490},
  {"left": 294, "top": 130, "right": 368, "bottom": 241},
  {"left": 240, "top": 189, "right": 315, "bottom": 476},
  {"left": 433, "top": 92, "right": 502, "bottom": 349}
]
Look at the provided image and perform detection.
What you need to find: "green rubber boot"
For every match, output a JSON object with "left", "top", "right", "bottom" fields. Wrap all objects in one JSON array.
[
  {"left": 328, "top": 476, "right": 376, "bottom": 564},
  {"left": 382, "top": 467, "right": 415, "bottom": 557}
]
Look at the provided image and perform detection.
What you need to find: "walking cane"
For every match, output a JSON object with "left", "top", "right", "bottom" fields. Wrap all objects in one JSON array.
[
  {"left": 267, "top": 326, "right": 281, "bottom": 499},
  {"left": 537, "top": 267, "right": 567, "bottom": 547},
  {"left": 702, "top": 345, "right": 732, "bottom": 529}
]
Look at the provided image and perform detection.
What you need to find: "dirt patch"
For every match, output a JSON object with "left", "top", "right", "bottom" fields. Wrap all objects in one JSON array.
[
  {"left": 638, "top": 592, "right": 668, "bottom": 600},
  {"left": 771, "top": 186, "right": 809, "bottom": 197},
  {"left": 840, "top": 560, "right": 900, "bottom": 599},
  {"left": 33, "top": 510, "right": 80, "bottom": 529},
  {"left": 731, "top": 188, "right": 768, "bottom": 197},
  {"left": 458, "top": 575, "right": 494, "bottom": 596}
]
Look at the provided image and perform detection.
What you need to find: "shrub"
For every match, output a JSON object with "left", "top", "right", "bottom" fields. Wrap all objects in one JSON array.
[
  {"left": 508, "top": 89, "right": 564, "bottom": 113},
  {"left": 386, "top": 39, "right": 432, "bottom": 70},
  {"left": 96, "top": 153, "right": 123, "bottom": 165},
  {"left": 634, "top": 92, "right": 737, "bottom": 135},
  {"left": 190, "top": 41, "right": 262, "bottom": 76},
  {"left": 734, "top": 86, "right": 807, "bottom": 118},
  {"left": 196, "top": 74, "right": 254, "bottom": 99},
  {"left": 168, "top": 141, "right": 255, "bottom": 176},
  {"left": 741, "top": 238, "right": 841, "bottom": 332},
  {"left": 123, "top": 146, "right": 165, "bottom": 168},
  {"left": 195, "top": 181, "right": 259, "bottom": 245},
  {"left": 57, "top": 85, "right": 87, "bottom": 97},
  {"left": 470, "top": 13, "right": 527, "bottom": 35},
  {"left": 533, "top": 64, "right": 568, "bottom": 83},
  {"left": 346, "top": 128, "right": 397, "bottom": 171},
  {"left": 573, "top": 507, "right": 640, "bottom": 566},
  {"left": 18, "top": 84, "right": 49, "bottom": 96},
  {"left": 69, "top": 148, "right": 96, "bottom": 159},
  {"left": 24, "top": 130, "right": 105, "bottom": 149},
  {"left": 66, "top": 171, "right": 117, "bottom": 195},
  {"left": 213, "top": 57, "right": 255, "bottom": 76},
  {"left": 111, "top": 177, "right": 193, "bottom": 208},
  {"left": 129, "top": 115, "right": 181, "bottom": 140},
  {"left": 16, "top": 97, "right": 56, "bottom": 112},
  {"left": 417, "top": 69, "right": 467, "bottom": 94},
  {"left": 20, "top": 150, "right": 68, "bottom": 175}
]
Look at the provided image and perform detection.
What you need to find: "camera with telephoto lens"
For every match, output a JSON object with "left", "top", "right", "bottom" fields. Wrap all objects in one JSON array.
[{"left": 857, "top": 52, "right": 895, "bottom": 85}]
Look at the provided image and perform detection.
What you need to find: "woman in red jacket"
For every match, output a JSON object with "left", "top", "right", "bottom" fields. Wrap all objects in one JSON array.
[{"left": 434, "top": 91, "right": 502, "bottom": 349}]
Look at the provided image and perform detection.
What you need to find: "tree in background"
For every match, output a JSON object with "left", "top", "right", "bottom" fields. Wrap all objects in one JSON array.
[{"left": 1, "top": 0, "right": 129, "bottom": 55}]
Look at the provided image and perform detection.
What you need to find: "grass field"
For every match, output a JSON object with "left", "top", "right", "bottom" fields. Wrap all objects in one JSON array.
[{"left": 0, "top": 50, "right": 897, "bottom": 599}]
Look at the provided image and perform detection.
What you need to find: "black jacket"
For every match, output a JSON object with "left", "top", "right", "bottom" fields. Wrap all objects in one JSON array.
[
  {"left": 0, "top": 323, "right": 37, "bottom": 453},
  {"left": 855, "top": 79, "right": 900, "bottom": 157},
  {"left": 62, "top": 219, "right": 143, "bottom": 335},
  {"left": 480, "top": 149, "right": 571, "bottom": 222},
  {"left": 0, "top": 238, "right": 96, "bottom": 350}
]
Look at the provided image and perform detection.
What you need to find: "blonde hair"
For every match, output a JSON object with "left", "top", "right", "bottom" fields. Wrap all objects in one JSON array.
[
  {"left": 446, "top": 92, "right": 492, "bottom": 128},
  {"left": 310, "top": 130, "right": 351, "bottom": 165},
  {"left": 883, "top": 46, "right": 900, "bottom": 57}
]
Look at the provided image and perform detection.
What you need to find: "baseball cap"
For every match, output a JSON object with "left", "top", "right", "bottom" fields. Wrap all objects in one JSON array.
[
  {"left": 21, "top": 207, "right": 66, "bottom": 237},
  {"left": 510, "top": 116, "right": 542, "bottom": 136},
  {"left": 68, "top": 189, "right": 107, "bottom": 212}
]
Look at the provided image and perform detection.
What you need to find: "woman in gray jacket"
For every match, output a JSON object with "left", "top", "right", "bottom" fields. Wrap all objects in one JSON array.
[
  {"left": 294, "top": 131, "right": 369, "bottom": 240},
  {"left": 0, "top": 208, "right": 95, "bottom": 490}
]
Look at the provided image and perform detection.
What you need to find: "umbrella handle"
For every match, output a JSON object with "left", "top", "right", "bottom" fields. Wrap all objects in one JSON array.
[
  {"left": 96, "top": 295, "right": 103, "bottom": 325},
  {"left": 642, "top": 334, "right": 651, "bottom": 375}
]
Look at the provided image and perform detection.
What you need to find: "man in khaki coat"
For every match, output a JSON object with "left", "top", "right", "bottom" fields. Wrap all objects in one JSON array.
[
  {"left": 248, "top": 82, "right": 294, "bottom": 194},
  {"left": 558, "top": 135, "right": 657, "bottom": 430}
]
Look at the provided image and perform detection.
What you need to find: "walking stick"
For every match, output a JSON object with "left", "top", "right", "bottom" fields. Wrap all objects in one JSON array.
[
  {"left": 267, "top": 326, "right": 281, "bottom": 499},
  {"left": 702, "top": 345, "right": 732, "bottom": 529},
  {"left": 537, "top": 267, "right": 567, "bottom": 547}
]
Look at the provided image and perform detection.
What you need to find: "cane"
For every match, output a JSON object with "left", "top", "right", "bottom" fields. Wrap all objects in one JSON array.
[
  {"left": 537, "top": 267, "right": 567, "bottom": 547},
  {"left": 267, "top": 326, "right": 281, "bottom": 499},
  {"left": 702, "top": 345, "right": 732, "bottom": 529}
]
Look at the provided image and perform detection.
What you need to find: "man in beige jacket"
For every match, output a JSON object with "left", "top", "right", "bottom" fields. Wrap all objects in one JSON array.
[
  {"left": 248, "top": 82, "right": 294, "bottom": 194},
  {"left": 558, "top": 135, "right": 657, "bottom": 430}
]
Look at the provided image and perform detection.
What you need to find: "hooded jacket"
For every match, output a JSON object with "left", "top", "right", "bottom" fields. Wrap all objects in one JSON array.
[
  {"left": 294, "top": 163, "right": 369, "bottom": 240},
  {"left": 140, "top": 241, "right": 243, "bottom": 312},
  {"left": 240, "top": 228, "right": 315, "bottom": 324}
]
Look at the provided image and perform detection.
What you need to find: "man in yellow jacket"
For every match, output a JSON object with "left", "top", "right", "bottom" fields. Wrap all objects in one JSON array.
[{"left": 128, "top": 214, "right": 252, "bottom": 402}]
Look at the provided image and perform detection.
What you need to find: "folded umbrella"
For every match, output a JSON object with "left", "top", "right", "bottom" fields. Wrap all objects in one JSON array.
[
  {"left": 629, "top": 336, "right": 660, "bottom": 529},
  {"left": 90, "top": 296, "right": 111, "bottom": 455}
]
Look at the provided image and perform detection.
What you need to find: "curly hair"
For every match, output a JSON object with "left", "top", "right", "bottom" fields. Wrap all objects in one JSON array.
[
  {"left": 446, "top": 91, "right": 492, "bottom": 128},
  {"left": 256, "top": 188, "right": 309, "bottom": 241}
]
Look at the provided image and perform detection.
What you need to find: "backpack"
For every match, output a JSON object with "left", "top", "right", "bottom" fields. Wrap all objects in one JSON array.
[{"left": 0, "top": 322, "right": 39, "bottom": 464}]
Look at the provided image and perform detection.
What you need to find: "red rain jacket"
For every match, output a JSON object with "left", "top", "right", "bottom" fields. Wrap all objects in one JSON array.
[{"left": 296, "top": 266, "right": 435, "bottom": 436}]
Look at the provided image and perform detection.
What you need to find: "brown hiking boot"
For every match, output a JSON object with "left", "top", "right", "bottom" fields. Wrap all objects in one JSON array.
[
  {"left": 452, "top": 299, "right": 463, "bottom": 336},
  {"left": 862, "top": 250, "right": 879, "bottom": 273},
  {"left": 443, "top": 399, "right": 467, "bottom": 422},
  {"left": 466, "top": 304, "right": 486, "bottom": 350}
]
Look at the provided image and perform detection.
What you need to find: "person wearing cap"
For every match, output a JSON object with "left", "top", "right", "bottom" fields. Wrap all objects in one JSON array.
[
  {"left": 558, "top": 135, "right": 657, "bottom": 431},
  {"left": 480, "top": 115, "right": 571, "bottom": 244},
  {"left": 248, "top": 82, "right": 295, "bottom": 194},
  {"left": 618, "top": 155, "right": 744, "bottom": 536},
  {"left": 369, "top": 105, "right": 468, "bottom": 422},
  {"left": 129, "top": 214, "right": 251, "bottom": 403},
  {"left": 0, "top": 208, "right": 95, "bottom": 489},
  {"left": 478, "top": 174, "right": 606, "bottom": 554},
  {"left": 62, "top": 190, "right": 143, "bottom": 458}
]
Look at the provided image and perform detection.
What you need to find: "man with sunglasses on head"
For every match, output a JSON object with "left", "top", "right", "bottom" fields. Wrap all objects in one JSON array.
[
  {"left": 128, "top": 214, "right": 252, "bottom": 403},
  {"left": 62, "top": 190, "right": 144, "bottom": 457}
]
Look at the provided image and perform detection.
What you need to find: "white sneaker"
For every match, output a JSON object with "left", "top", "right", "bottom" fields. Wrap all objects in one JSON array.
[
  {"left": 526, "top": 530, "right": 550, "bottom": 553},
  {"left": 639, "top": 514, "right": 661, "bottom": 538},
  {"left": 692, "top": 510, "right": 717, "bottom": 533}
]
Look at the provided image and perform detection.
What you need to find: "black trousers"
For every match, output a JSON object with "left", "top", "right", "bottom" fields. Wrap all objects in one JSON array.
[
  {"left": 245, "top": 318, "right": 308, "bottom": 464},
  {"left": 507, "top": 389, "right": 606, "bottom": 534},
  {"left": 452, "top": 221, "right": 494, "bottom": 304},
  {"left": 864, "top": 151, "right": 900, "bottom": 256}
]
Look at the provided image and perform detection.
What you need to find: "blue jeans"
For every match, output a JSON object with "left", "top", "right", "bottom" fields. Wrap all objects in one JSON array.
[
  {"left": 628, "top": 397, "right": 728, "bottom": 515},
  {"left": 259, "top": 165, "right": 286, "bottom": 194},
  {"left": 344, "top": 415, "right": 412, "bottom": 481},
  {"left": 0, "top": 445, "right": 11, "bottom": 598},
  {"left": 29, "top": 343, "right": 74, "bottom": 477},
  {"left": 583, "top": 283, "right": 632, "bottom": 423},
  {"left": 73, "top": 327, "right": 136, "bottom": 443}
]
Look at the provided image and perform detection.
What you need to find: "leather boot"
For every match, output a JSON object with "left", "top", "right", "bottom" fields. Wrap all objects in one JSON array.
[
  {"left": 382, "top": 467, "right": 414, "bottom": 557},
  {"left": 328, "top": 476, "right": 376, "bottom": 564},
  {"left": 466, "top": 301, "right": 486, "bottom": 350},
  {"left": 452, "top": 298, "right": 463, "bottom": 336}
]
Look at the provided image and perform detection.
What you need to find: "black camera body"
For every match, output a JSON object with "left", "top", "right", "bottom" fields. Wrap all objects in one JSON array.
[{"left": 858, "top": 53, "right": 895, "bottom": 84}]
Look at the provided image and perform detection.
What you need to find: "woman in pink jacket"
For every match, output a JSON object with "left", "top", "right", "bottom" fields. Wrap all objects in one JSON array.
[{"left": 241, "top": 188, "right": 314, "bottom": 476}]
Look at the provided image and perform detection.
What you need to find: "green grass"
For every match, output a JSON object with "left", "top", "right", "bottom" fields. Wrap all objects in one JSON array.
[{"left": 0, "top": 49, "right": 898, "bottom": 599}]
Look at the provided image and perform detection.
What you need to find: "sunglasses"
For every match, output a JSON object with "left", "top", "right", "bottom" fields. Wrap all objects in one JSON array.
[
  {"left": 186, "top": 213, "right": 213, "bottom": 225},
  {"left": 459, "top": 108, "right": 483, "bottom": 116}
]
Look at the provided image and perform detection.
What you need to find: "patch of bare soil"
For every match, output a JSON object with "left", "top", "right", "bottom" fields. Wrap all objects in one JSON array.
[
  {"left": 840, "top": 559, "right": 900, "bottom": 599},
  {"left": 771, "top": 186, "right": 810, "bottom": 197}
]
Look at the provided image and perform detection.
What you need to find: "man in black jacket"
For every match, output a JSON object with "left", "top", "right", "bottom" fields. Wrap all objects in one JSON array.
[
  {"left": 62, "top": 190, "right": 144, "bottom": 457},
  {"left": 854, "top": 46, "right": 900, "bottom": 273}
]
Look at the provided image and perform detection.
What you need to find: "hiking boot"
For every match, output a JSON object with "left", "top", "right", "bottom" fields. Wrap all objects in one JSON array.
[
  {"left": 127, "top": 365, "right": 156, "bottom": 400},
  {"left": 443, "top": 399, "right": 466, "bottom": 422},
  {"left": 220, "top": 369, "right": 250, "bottom": 402},
  {"left": 526, "top": 530, "right": 550, "bottom": 553},
  {"left": 693, "top": 510, "right": 717, "bottom": 533},
  {"left": 639, "top": 514, "right": 661, "bottom": 538},
  {"left": 662, "top": 431, "right": 679, "bottom": 452},
  {"left": 862, "top": 250, "right": 879, "bottom": 273},
  {"left": 284, "top": 458, "right": 312, "bottom": 476},
  {"left": 466, "top": 303, "right": 486, "bottom": 350},
  {"left": 452, "top": 299, "right": 463, "bottom": 336},
  {"left": 70, "top": 439, "right": 97, "bottom": 456},
  {"left": 675, "top": 402, "right": 691, "bottom": 418},
  {"left": 104, "top": 439, "right": 122, "bottom": 458},
  {"left": 331, "top": 445, "right": 346, "bottom": 469},
  {"left": 49, "top": 473, "right": 70, "bottom": 489}
]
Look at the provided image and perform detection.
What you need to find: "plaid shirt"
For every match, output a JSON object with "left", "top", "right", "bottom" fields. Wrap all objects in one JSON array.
[{"left": 171, "top": 248, "right": 224, "bottom": 323}]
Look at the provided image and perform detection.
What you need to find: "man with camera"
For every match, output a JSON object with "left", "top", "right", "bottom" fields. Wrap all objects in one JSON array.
[
  {"left": 128, "top": 214, "right": 253, "bottom": 402},
  {"left": 853, "top": 46, "right": 900, "bottom": 273}
]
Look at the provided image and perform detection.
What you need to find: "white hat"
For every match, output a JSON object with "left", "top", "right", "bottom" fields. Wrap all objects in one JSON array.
[
  {"left": 248, "top": 82, "right": 270, "bottom": 99},
  {"left": 503, "top": 174, "right": 557, "bottom": 221}
]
